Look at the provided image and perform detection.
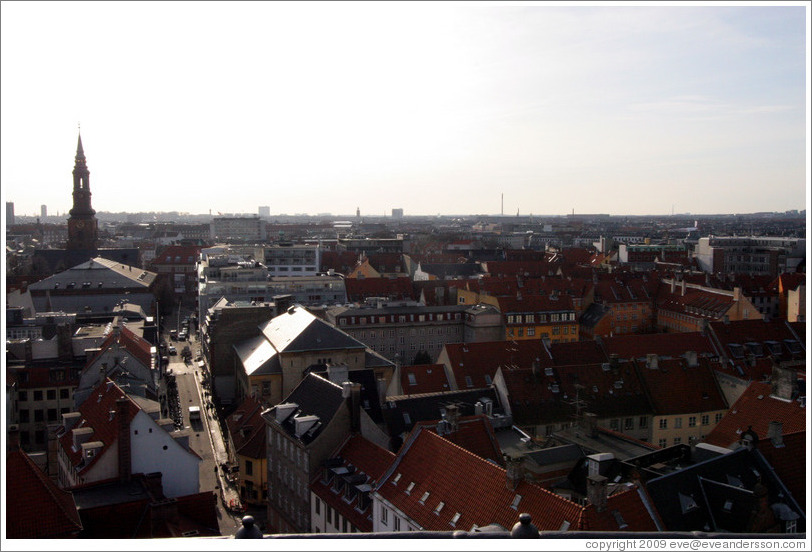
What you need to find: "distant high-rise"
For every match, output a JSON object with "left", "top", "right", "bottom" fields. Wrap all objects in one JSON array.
[
  {"left": 392, "top": 208, "right": 404, "bottom": 218},
  {"left": 41, "top": 204, "right": 47, "bottom": 218},
  {"left": 66, "top": 134, "right": 99, "bottom": 250},
  {"left": 258, "top": 205, "right": 270, "bottom": 218},
  {"left": 5, "top": 201, "right": 14, "bottom": 226}
]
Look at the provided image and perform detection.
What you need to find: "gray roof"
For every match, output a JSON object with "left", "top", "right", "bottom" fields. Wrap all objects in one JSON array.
[
  {"left": 263, "top": 373, "right": 346, "bottom": 444},
  {"left": 526, "top": 443, "right": 585, "bottom": 466},
  {"left": 29, "top": 257, "right": 156, "bottom": 290},
  {"left": 260, "top": 305, "right": 366, "bottom": 353},
  {"left": 234, "top": 334, "right": 281, "bottom": 376}
]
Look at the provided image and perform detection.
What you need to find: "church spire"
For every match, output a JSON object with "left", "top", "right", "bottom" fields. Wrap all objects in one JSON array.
[{"left": 67, "top": 133, "right": 98, "bottom": 250}]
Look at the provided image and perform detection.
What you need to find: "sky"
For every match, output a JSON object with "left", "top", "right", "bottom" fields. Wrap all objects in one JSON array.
[{"left": 1, "top": 1, "right": 809, "bottom": 218}]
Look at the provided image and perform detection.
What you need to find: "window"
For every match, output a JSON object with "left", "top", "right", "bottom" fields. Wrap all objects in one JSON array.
[
  {"left": 465, "top": 376, "right": 473, "bottom": 388},
  {"left": 674, "top": 417, "right": 682, "bottom": 429},
  {"left": 33, "top": 390, "right": 43, "bottom": 402},
  {"left": 381, "top": 506, "right": 388, "bottom": 525},
  {"left": 47, "top": 389, "right": 56, "bottom": 401},
  {"left": 18, "top": 391, "right": 28, "bottom": 402},
  {"left": 658, "top": 439, "right": 667, "bottom": 448},
  {"left": 624, "top": 418, "right": 634, "bottom": 430},
  {"left": 715, "top": 413, "right": 724, "bottom": 424},
  {"left": 327, "top": 505, "right": 332, "bottom": 525},
  {"left": 610, "top": 419, "right": 619, "bottom": 431},
  {"left": 34, "top": 409, "right": 44, "bottom": 422},
  {"left": 674, "top": 437, "right": 682, "bottom": 445},
  {"left": 47, "top": 408, "right": 57, "bottom": 422},
  {"left": 19, "top": 409, "right": 29, "bottom": 423},
  {"left": 245, "top": 460, "right": 253, "bottom": 476},
  {"left": 688, "top": 416, "right": 697, "bottom": 427},
  {"left": 394, "top": 517, "right": 401, "bottom": 531},
  {"left": 60, "top": 388, "right": 69, "bottom": 399},
  {"left": 659, "top": 419, "right": 667, "bottom": 429},
  {"left": 701, "top": 414, "right": 709, "bottom": 426}
]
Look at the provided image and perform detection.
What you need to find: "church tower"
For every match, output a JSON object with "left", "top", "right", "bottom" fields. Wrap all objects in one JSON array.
[{"left": 66, "top": 134, "right": 99, "bottom": 250}]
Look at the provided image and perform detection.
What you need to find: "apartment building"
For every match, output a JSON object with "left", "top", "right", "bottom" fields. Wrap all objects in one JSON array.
[
  {"left": 695, "top": 236, "right": 805, "bottom": 277},
  {"left": 256, "top": 243, "right": 321, "bottom": 276}
]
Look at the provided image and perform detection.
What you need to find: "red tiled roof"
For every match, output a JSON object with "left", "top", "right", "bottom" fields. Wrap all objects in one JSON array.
[
  {"left": 345, "top": 277, "right": 414, "bottom": 302},
  {"left": 226, "top": 395, "right": 267, "bottom": 459},
  {"left": 311, "top": 434, "right": 396, "bottom": 532},
  {"left": 756, "top": 431, "right": 806, "bottom": 508},
  {"left": 9, "top": 364, "right": 81, "bottom": 390},
  {"left": 442, "top": 340, "right": 546, "bottom": 389},
  {"left": 417, "top": 415, "right": 503, "bottom": 464},
  {"left": 150, "top": 245, "right": 203, "bottom": 266},
  {"left": 320, "top": 250, "right": 360, "bottom": 273},
  {"left": 656, "top": 285, "right": 734, "bottom": 319},
  {"left": 377, "top": 427, "right": 585, "bottom": 531},
  {"left": 483, "top": 261, "right": 556, "bottom": 279},
  {"left": 601, "top": 332, "right": 716, "bottom": 360},
  {"left": 57, "top": 378, "right": 140, "bottom": 475},
  {"left": 549, "top": 340, "right": 608, "bottom": 366},
  {"left": 400, "top": 364, "right": 452, "bottom": 395},
  {"left": 634, "top": 357, "right": 727, "bottom": 415},
  {"left": 87, "top": 325, "right": 154, "bottom": 372},
  {"left": 582, "top": 486, "right": 660, "bottom": 532},
  {"left": 6, "top": 448, "right": 83, "bottom": 538},
  {"left": 703, "top": 381, "right": 806, "bottom": 448},
  {"left": 497, "top": 294, "right": 575, "bottom": 314}
]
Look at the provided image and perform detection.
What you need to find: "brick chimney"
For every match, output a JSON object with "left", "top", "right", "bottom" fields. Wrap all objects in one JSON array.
[
  {"left": 116, "top": 396, "right": 132, "bottom": 481},
  {"left": 505, "top": 454, "right": 524, "bottom": 490},
  {"left": 583, "top": 412, "right": 598, "bottom": 438},
  {"left": 587, "top": 474, "right": 608, "bottom": 512}
]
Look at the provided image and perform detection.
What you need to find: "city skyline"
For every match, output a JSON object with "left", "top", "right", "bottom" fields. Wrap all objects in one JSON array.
[{"left": 1, "top": 2, "right": 809, "bottom": 218}]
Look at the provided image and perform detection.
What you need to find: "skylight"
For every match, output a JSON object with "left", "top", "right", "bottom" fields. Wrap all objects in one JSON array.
[{"left": 407, "top": 373, "right": 417, "bottom": 386}]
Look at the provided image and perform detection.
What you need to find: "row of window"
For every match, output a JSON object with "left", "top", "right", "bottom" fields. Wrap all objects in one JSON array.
[
  {"left": 657, "top": 413, "right": 721, "bottom": 429},
  {"left": 608, "top": 416, "right": 649, "bottom": 432},
  {"left": 17, "top": 388, "right": 71, "bottom": 402},
  {"left": 18, "top": 406, "right": 71, "bottom": 424},
  {"left": 341, "top": 312, "right": 463, "bottom": 326},
  {"left": 506, "top": 312, "right": 576, "bottom": 324}
]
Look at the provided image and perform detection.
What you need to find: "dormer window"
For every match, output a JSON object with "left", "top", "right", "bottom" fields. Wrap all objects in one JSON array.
[
  {"left": 405, "top": 482, "right": 415, "bottom": 495},
  {"left": 434, "top": 501, "right": 445, "bottom": 515},
  {"left": 392, "top": 473, "right": 402, "bottom": 485},
  {"left": 728, "top": 344, "right": 744, "bottom": 359},
  {"left": 419, "top": 491, "right": 430, "bottom": 504},
  {"left": 612, "top": 510, "right": 628, "bottom": 529},
  {"left": 407, "top": 373, "right": 417, "bottom": 386},
  {"left": 465, "top": 376, "right": 474, "bottom": 388},
  {"left": 450, "top": 512, "right": 461, "bottom": 526}
]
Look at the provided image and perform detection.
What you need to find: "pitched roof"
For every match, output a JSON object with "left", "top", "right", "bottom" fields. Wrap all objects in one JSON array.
[
  {"left": 57, "top": 378, "right": 140, "bottom": 475},
  {"left": 756, "top": 431, "right": 806, "bottom": 508},
  {"left": 263, "top": 373, "right": 345, "bottom": 445},
  {"left": 417, "top": 414, "right": 503, "bottom": 465},
  {"left": 703, "top": 381, "right": 806, "bottom": 449},
  {"left": 376, "top": 427, "right": 585, "bottom": 531},
  {"left": 5, "top": 448, "right": 83, "bottom": 538},
  {"left": 226, "top": 395, "right": 267, "bottom": 459},
  {"left": 260, "top": 305, "right": 366, "bottom": 353},
  {"left": 601, "top": 331, "right": 716, "bottom": 361},
  {"left": 656, "top": 285, "right": 735, "bottom": 319},
  {"left": 88, "top": 325, "right": 154, "bottom": 371},
  {"left": 400, "top": 364, "right": 453, "bottom": 395},
  {"left": 497, "top": 293, "right": 575, "bottom": 314},
  {"left": 150, "top": 245, "right": 203, "bottom": 265},
  {"left": 29, "top": 256, "right": 157, "bottom": 290},
  {"left": 634, "top": 357, "right": 727, "bottom": 416},
  {"left": 708, "top": 318, "right": 806, "bottom": 372},
  {"left": 442, "top": 340, "right": 545, "bottom": 389},
  {"left": 311, "top": 434, "right": 396, "bottom": 532},
  {"left": 345, "top": 276, "right": 414, "bottom": 302}
]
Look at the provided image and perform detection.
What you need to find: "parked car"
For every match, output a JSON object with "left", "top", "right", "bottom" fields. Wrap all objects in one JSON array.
[{"left": 168, "top": 345, "right": 177, "bottom": 355}]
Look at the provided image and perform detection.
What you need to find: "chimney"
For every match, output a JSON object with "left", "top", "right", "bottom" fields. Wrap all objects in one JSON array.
[
  {"left": 771, "top": 364, "right": 796, "bottom": 400},
  {"left": 684, "top": 351, "right": 698, "bottom": 367},
  {"left": 767, "top": 421, "right": 784, "bottom": 448},
  {"left": 7, "top": 424, "right": 20, "bottom": 451},
  {"left": 505, "top": 454, "right": 524, "bottom": 490},
  {"left": 670, "top": 279, "right": 675, "bottom": 294},
  {"left": 587, "top": 474, "right": 608, "bottom": 512},
  {"left": 733, "top": 287, "right": 742, "bottom": 302},
  {"left": 680, "top": 279, "right": 686, "bottom": 296},
  {"left": 583, "top": 412, "right": 598, "bottom": 438},
  {"left": 446, "top": 404, "right": 459, "bottom": 433},
  {"left": 47, "top": 424, "right": 60, "bottom": 482},
  {"left": 343, "top": 382, "right": 362, "bottom": 432},
  {"left": 116, "top": 397, "right": 132, "bottom": 481}
]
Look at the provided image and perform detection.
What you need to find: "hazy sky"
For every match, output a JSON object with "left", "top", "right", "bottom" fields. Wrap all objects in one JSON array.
[{"left": 1, "top": 1, "right": 808, "bottom": 218}]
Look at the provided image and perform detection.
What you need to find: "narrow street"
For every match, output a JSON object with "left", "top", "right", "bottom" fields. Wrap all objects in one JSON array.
[{"left": 164, "top": 321, "right": 245, "bottom": 536}]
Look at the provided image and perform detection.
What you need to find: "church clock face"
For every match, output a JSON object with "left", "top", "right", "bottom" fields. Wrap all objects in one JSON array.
[{"left": 76, "top": 220, "right": 85, "bottom": 229}]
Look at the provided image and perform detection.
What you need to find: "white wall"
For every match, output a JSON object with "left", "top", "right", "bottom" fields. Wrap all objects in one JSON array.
[{"left": 130, "top": 410, "right": 200, "bottom": 497}]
